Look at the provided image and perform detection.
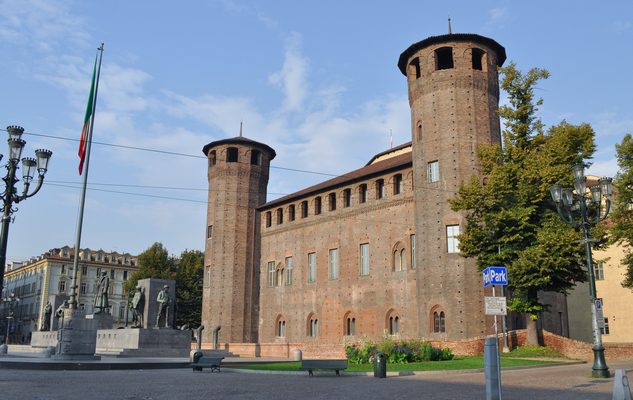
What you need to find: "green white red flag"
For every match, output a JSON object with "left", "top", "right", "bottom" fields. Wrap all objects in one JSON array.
[{"left": 78, "top": 59, "right": 97, "bottom": 175}]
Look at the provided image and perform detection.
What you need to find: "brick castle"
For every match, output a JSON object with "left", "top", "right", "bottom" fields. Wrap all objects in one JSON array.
[{"left": 200, "top": 33, "right": 567, "bottom": 349}]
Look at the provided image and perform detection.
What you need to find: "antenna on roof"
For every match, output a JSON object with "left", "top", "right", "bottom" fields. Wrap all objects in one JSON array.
[
  {"left": 239, "top": 121, "right": 243, "bottom": 137},
  {"left": 448, "top": 16, "right": 452, "bottom": 34}
]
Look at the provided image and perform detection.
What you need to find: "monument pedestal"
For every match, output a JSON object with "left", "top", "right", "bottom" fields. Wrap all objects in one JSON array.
[
  {"left": 96, "top": 328, "right": 191, "bottom": 357},
  {"left": 52, "top": 309, "right": 113, "bottom": 360}
]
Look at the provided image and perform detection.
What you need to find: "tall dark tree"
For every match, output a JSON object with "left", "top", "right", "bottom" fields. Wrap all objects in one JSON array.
[
  {"left": 174, "top": 249, "right": 204, "bottom": 328},
  {"left": 450, "top": 63, "right": 595, "bottom": 345},
  {"left": 611, "top": 134, "right": 633, "bottom": 287},
  {"left": 124, "top": 242, "right": 174, "bottom": 293}
]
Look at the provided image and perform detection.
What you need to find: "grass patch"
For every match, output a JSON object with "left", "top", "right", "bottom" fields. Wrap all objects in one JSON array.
[
  {"left": 501, "top": 346, "right": 564, "bottom": 359},
  {"left": 232, "top": 357, "right": 556, "bottom": 372}
]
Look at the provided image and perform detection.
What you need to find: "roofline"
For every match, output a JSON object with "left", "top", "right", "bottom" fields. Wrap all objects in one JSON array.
[
  {"left": 365, "top": 141, "right": 412, "bottom": 166},
  {"left": 202, "top": 137, "right": 276, "bottom": 159},
  {"left": 258, "top": 156, "right": 412, "bottom": 211},
  {"left": 398, "top": 33, "right": 506, "bottom": 75}
]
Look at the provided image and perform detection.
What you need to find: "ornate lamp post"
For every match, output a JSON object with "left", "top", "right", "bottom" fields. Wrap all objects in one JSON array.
[
  {"left": 550, "top": 164, "right": 613, "bottom": 378},
  {"left": 2, "top": 291, "right": 20, "bottom": 344},
  {"left": 0, "top": 126, "right": 52, "bottom": 297}
]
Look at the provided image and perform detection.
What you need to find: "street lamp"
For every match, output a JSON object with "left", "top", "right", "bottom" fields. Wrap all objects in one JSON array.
[
  {"left": 550, "top": 164, "right": 613, "bottom": 378},
  {"left": 0, "top": 126, "right": 52, "bottom": 297},
  {"left": 2, "top": 291, "right": 20, "bottom": 344}
]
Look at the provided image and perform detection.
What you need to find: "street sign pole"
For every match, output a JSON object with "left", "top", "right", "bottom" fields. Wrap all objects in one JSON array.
[{"left": 492, "top": 285, "right": 502, "bottom": 400}]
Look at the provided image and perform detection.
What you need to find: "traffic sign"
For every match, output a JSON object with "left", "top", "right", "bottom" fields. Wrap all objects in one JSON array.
[
  {"left": 483, "top": 266, "right": 508, "bottom": 287},
  {"left": 485, "top": 296, "right": 507, "bottom": 316}
]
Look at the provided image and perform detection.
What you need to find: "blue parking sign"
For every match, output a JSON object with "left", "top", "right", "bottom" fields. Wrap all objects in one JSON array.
[{"left": 483, "top": 266, "right": 508, "bottom": 287}]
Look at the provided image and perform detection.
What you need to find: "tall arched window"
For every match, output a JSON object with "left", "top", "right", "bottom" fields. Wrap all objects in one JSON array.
[
  {"left": 209, "top": 150, "right": 216, "bottom": 167},
  {"left": 432, "top": 308, "right": 446, "bottom": 333},
  {"left": 276, "top": 315, "right": 286, "bottom": 337},
  {"left": 386, "top": 310, "right": 400, "bottom": 335},
  {"left": 307, "top": 314, "right": 318, "bottom": 337},
  {"left": 250, "top": 149, "right": 261, "bottom": 165}
]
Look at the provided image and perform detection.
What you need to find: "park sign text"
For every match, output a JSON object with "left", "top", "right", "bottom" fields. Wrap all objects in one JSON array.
[{"left": 483, "top": 266, "right": 508, "bottom": 287}]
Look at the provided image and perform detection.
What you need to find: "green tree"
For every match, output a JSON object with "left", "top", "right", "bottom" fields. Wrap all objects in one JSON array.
[
  {"left": 611, "top": 134, "right": 633, "bottom": 287},
  {"left": 174, "top": 249, "right": 204, "bottom": 328},
  {"left": 450, "top": 63, "right": 594, "bottom": 345},
  {"left": 124, "top": 242, "right": 174, "bottom": 293}
]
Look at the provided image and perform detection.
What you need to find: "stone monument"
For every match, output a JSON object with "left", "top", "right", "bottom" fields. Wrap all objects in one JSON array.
[{"left": 95, "top": 278, "right": 190, "bottom": 357}]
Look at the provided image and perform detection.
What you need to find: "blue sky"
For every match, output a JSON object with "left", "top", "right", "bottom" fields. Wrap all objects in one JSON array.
[{"left": 0, "top": 0, "right": 631, "bottom": 261}]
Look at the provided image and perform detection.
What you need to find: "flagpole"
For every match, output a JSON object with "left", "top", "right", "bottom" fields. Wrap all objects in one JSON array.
[{"left": 69, "top": 43, "right": 104, "bottom": 309}]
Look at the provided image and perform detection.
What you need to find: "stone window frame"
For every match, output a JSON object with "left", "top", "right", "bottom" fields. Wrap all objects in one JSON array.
[
  {"left": 594, "top": 262, "right": 605, "bottom": 281},
  {"left": 386, "top": 309, "right": 400, "bottom": 336},
  {"left": 393, "top": 173, "right": 404, "bottom": 195},
  {"left": 343, "top": 311, "right": 356, "bottom": 336},
  {"left": 307, "top": 252, "right": 317, "bottom": 283},
  {"left": 328, "top": 192, "right": 336, "bottom": 211},
  {"left": 267, "top": 261, "right": 276, "bottom": 287},
  {"left": 410, "top": 234, "right": 416, "bottom": 269},
  {"left": 428, "top": 160, "right": 439, "bottom": 183},
  {"left": 430, "top": 305, "right": 446, "bottom": 334},
  {"left": 80, "top": 282, "right": 87, "bottom": 294},
  {"left": 276, "top": 208, "right": 283, "bottom": 225},
  {"left": 58, "top": 280, "right": 66, "bottom": 292},
  {"left": 375, "top": 179, "right": 385, "bottom": 199},
  {"left": 275, "top": 262, "right": 285, "bottom": 287},
  {"left": 276, "top": 315, "right": 286, "bottom": 337},
  {"left": 343, "top": 188, "right": 352, "bottom": 208},
  {"left": 288, "top": 204, "right": 296, "bottom": 222},
  {"left": 446, "top": 224, "right": 461, "bottom": 253},
  {"left": 328, "top": 248, "right": 339, "bottom": 280},
  {"left": 284, "top": 256, "right": 293, "bottom": 286},
  {"left": 392, "top": 243, "right": 406, "bottom": 272},
  {"left": 314, "top": 196, "right": 322, "bottom": 215},
  {"left": 307, "top": 313, "right": 319, "bottom": 337},
  {"left": 300, "top": 201, "right": 309, "bottom": 219},
  {"left": 359, "top": 243, "right": 370, "bottom": 276}
]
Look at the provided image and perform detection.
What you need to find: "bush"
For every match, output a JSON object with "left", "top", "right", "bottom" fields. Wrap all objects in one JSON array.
[{"left": 345, "top": 338, "right": 454, "bottom": 364}]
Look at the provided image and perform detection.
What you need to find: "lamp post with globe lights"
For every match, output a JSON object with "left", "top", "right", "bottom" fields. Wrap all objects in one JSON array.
[
  {"left": 550, "top": 164, "right": 613, "bottom": 378},
  {"left": 0, "top": 125, "right": 52, "bottom": 298}
]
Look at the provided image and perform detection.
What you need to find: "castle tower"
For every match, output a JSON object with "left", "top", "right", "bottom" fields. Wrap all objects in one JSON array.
[
  {"left": 201, "top": 135, "right": 276, "bottom": 344},
  {"left": 398, "top": 34, "right": 506, "bottom": 339}
]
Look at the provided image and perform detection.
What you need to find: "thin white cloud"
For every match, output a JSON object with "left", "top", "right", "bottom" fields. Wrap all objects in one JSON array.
[
  {"left": 489, "top": 7, "right": 507, "bottom": 22},
  {"left": 612, "top": 20, "right": 632, "bottom": 33},
  {"left": 268, "top": 32, "right": 309, "bottom": 112}
]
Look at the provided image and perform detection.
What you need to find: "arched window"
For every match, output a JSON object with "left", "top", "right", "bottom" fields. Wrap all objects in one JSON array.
[
  {"left": 301, "top": 201, "right": 308, "bottom": 218},
  {"left": 314, "top": 197, "right": 322, "bottom": 215},
  {"left": 435, "top": 47, "right": 454, "bottom": 70},
  {"left": 471, "top": 48, "right": 486, "bottom": 71},
  {"left": 408, "top": 57, "right": 421, "bottom": 79},
  {"left": 328, "top": 192, "right": 336, "bottom": 211},
  {"left": 376, "top": 179, "right": 385, "bottom": 199},
  {"left": 209, "top": 150, "right": 216, "bottom": 167},
  {"left": 276, "top": 315, "right": 286, "bottom": 337},
  {"left": 226, "top": 147, "right": 238, "bottom": 162},
  {"left": 276, "top": 208, "right": 283, "bottom": 225},
  {"left": 276, "top": 267, "right": 284, "bottom": 287},
  {"left": 346, "top": 317, "right": 356, "bottom": 336},
  {"left": 386, "top": 310, "right": 400, "bottom": 335},
  {"left": 307, "top": 314, "right": 318, "bottom": 337},
  {"left": 250, "top": 149, "right": 261, "bottom": 165},
  {"left": 288, "top": 205, "right": 295, "bottom": 221},
  {"left": 392, "top": 242, "right": 406, "bottom": 272},
  {"left": 265, "top": 211, "right": 272, "bottom": 228},
  {"left": 359, "top": 184, "right": 367, "bottom": 204},
  {"left": 343, "top": 188, "right": 351, "bottom": 207},
  {"left": 432, "top": 307, "right": 446, "bottom": 333},
  {"left": 393, "top": 174, "right": 403, "bottom": 195}
]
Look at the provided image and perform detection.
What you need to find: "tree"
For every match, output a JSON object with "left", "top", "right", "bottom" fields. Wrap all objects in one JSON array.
[
  {"left": 124, "top": 242, "right": 174, "bottom": 293},
  {"left": 174, "top": 249, "right": 204, "bottom": 328},
  {"left": 611, "top": 134, "right": 633, "bottom": 287},
  {"left": 450, "top": 63, "right": 595, "bottom": 345},
  {"left": 124, "top": 243, "right": 204, "bottom": 328}
]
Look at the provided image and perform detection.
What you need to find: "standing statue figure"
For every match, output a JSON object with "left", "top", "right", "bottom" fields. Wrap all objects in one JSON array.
[
  {"left": 93, "top": 271, "right": 110, "bottom": 314},
  {"left": 41, "top": 302, "right": 52, "bottom": 331},
  {"left": 130, "top": 286, "right": 145, "bottom": 328},
  {"left": 154, "top": 285, "right": 171, "bottom": 328}
]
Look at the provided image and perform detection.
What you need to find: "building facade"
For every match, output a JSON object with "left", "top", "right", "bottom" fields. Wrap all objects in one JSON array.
[
  {"left": 201, "top": 32, "right": 568, "bottom": 346},
  {"left": 0, "top": 246, "right": 138, "bottom": 343}
]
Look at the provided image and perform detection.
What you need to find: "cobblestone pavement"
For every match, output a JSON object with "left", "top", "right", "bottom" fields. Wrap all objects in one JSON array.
[{"left": 1, "top": 361, "right": 632, "bottom": 400}]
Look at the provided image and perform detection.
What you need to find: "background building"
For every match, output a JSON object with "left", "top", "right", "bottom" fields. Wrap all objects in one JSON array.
[{"left": 0, "top": 246, "right": 138, "bottom": 343}]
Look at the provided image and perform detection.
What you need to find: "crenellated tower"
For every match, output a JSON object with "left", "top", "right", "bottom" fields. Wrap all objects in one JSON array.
[
  {"left": 398, "top": 33, "right": 506, "bottom": 339},
  {"left": 201, "top": 135, "right": 276, "bottom": 345}
]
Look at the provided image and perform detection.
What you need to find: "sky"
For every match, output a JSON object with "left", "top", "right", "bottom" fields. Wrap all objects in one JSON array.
[{"left": 0, "top": 0, "right": 631, "bottom": 262}]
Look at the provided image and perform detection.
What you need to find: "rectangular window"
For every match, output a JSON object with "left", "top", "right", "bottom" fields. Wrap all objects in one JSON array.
[
  {"left": 80, "top": 282, "right": 87, "bottom": 294},
  {"left": 343, "top": 189, "right": 351, "bottom": 207},
  {"left": 123, "top": 271, "right": 128, "bottom": 281},
  {"left": 61, "top": 265, "right": 66, "bottom": 274},
  {"left": 267, "top": 261, "right": 276, "bottom": 287},
  {"left": 265, "top": 212, "right": 272, "bottom": 227},
  {"left": 594, "top": 262, "right": 604, "bottom": 281},
  {"left": 59, "top": 280, "right": 66, "bottom": 292},
  {"left": 447, "top": 225, "right": 460, "bottom": 253},
  {"left": 428, "top": 160, "right": 439, "bottom": 183},
  {"left": 360, "top": 243, "right": 369, "bottom": 276},
  {"left": 207, "top": 225, "right": 213, "bottom": 238},
  {"left": 410, "top": 234, "right": 416, "bottom": 269},
  {"left": 329, "top": 249, "right": 339, "bottom": 280},
  {"left": 96, "top": 268, "right": 101, "bottom": 277},
  {"left": 394, "top": 174, "right": 403, "bottom": 195},
  {"left": 110, "top": 269, "right": 115, "bottom": 279},
  {"left": 82, "top": 266, "right": 87, "bottom": 276},
  {"left": 301, "top": 201, "right": 308, "bottom": 218},
  {"left": 289, "top": 205, "right": 295, "bottom": 222},
  {"left": 602, "top": 318, "right": 610, "bottom": 335},
  {"left": 276, "top": 208, "right": 283, "bottom": 225},
  {"left": 285, "top": 257, "right": 293, "bottom": 286},
  {"left": 119, "top": 306, "right": 125, "bottom": 320},
  {"left": 314, "top": 197, "right": 322, "bottom": 215},
  {"left": 308, "top": 252, "right": 316, "bottom": 283}
]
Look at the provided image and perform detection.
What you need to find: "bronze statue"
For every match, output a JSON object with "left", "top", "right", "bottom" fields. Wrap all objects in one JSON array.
[
  {"left": 154, "top": 285, "right": 171, "bottom": 328},
  {"left": 130, "top": 286, "right": 145, "bottom": 328},
  {"left": 93, "top": 271, "right": 110, "bottom": 314},
  {"left": 41, "top": 302, "right": 52, "bottom": 331}
]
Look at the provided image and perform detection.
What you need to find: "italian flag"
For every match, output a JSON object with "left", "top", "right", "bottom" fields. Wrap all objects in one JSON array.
[{"left": 78, "top": 59, "right": 97, "bottom": 175}]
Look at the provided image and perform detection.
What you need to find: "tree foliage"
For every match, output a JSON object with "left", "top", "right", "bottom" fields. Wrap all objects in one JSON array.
[
  {"left": 450, "top": 63, "right": 595, "bottom": 342},
  {"left": 124, "top": 243, "right": 204, "bottom": 327},
  {"left": 611, "top": 134, "right": 633, "bottom": 287}
]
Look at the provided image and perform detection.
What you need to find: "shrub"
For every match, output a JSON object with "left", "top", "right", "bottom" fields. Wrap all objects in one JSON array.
[{"left": 345, "top": 338, "right": 454, "bottom": 364}]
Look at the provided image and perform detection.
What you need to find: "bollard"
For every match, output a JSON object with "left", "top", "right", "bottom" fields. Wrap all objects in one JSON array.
[
  {"left": 292, "top": 349, "right": 302, "bottom": 361},
  {"left": 612, "top": 369, "right": 632, "bottom": 400},
  {"left": 484, "top": 336, "right": 501, "bottom": 400}
]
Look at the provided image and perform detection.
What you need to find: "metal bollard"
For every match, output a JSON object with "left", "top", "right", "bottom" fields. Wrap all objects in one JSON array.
[
  {"left": 484, "top": 336, "right": 501, "bottom": 400},
  {"left": 612, "top": 369, "right": 632, "bottom": 400}
]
